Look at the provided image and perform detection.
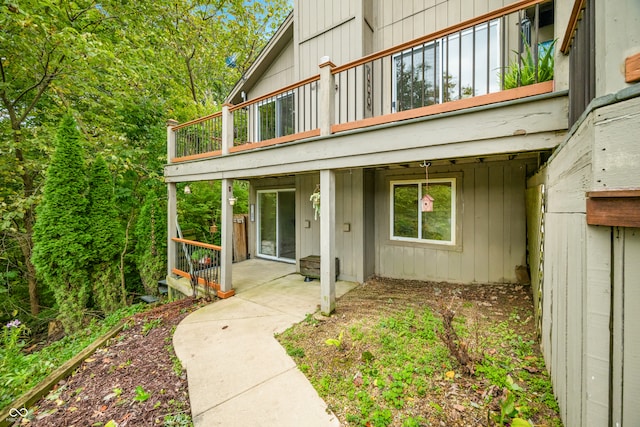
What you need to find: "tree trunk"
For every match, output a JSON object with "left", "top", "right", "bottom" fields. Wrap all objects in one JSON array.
[{"left": 14, "top": 129, "right": 40, "bottom": 315}]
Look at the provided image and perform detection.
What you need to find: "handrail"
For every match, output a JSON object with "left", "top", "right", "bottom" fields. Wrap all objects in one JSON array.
[
  {"left": 171, "top": 237, "right": 221, "bottom": 251},
  {"left": 229, "top": 74, "right": 320, "bottom": 112},
  {"left": 172, "top": 111, "right": 223, "bottom": 131},
  {"left": 561, "top": 0, "right": 586, "bottom": 54},
  {"left": 332, "top": 0, "right": 549, "bottom": 74}
]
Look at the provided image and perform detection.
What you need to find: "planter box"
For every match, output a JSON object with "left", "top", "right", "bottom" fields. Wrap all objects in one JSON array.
[{"left": 299, "top": 255, "right": 339, "bottom": 280}]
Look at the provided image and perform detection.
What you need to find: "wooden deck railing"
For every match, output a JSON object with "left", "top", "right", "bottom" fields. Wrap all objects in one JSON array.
[
  {"left": 169, "top": 0, "right": 555, "bottom": 162},
  {"left": 228, "top": 75, "right": 321, "bottom": 153},
  {"left": 171, "top": 237, "right": 221, "bottom": 296}
]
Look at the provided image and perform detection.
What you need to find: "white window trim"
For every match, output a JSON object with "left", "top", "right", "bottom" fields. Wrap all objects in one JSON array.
[
  {"left": 389, "top": 178, "right": 457, "bottom": 246},
  {"left": 256, "top": 188, "right": 296, "bottom": 263}
]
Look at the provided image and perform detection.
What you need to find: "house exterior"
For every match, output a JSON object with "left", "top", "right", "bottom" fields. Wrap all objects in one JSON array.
[{"left": 165, "top": 0, "right": 640, "bottom": 425}]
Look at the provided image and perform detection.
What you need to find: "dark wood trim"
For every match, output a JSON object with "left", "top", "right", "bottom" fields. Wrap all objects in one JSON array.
[{"left": 586, "top": 189, "right": 640, "bottom": 228}]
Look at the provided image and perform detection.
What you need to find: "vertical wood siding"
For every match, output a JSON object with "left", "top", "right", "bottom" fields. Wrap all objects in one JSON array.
[
  {"left": 248, "top": 40, "right": 296, "bottom": 99},
  {"left": 371, "top": 0, "right": 510, "bottom": 51},
  {"left": 611, "top": 228, "right": 640, "bottom": 425},
  {"left": 374, "top": 159, "right": 533, "bottom": 283}
]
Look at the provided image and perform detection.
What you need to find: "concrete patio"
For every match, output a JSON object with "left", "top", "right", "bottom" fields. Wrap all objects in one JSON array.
[{"left": 172, "top": 258, "right": 358, "bottom": 426}]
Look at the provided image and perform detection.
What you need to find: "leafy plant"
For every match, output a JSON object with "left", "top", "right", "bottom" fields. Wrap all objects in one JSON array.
[
  {"left": 134, "top": 385, "right": 151, "bottom": 402},
  {"left": 325, "top": 330, "right": 345, "bottom": 348},
  {"left": 503, "top": 39, "right": 556, "bottom": 89},
  {"left": 142, "top": 318, "right": 163, "bottom": 335}
]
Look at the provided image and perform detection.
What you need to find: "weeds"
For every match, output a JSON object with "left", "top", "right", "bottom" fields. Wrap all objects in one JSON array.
[{"left": 277, "top": 284, "right": 562, "bottom": 427}]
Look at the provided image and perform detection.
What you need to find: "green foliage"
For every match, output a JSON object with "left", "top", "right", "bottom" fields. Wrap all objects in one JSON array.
[
  {"left": 503, "top": 40, "right": 556, "bottom": 89},
  {"left": 135, "top": 190, "right": 167, "bottom": 294},
  {"left": 325, "top": 330, "right": 345, "bottom": 348},
  {"left": 0, "top": 303, "right": 146, "bottom": 411},
  {"left": 31, "top": 115, "right": 91, "bottom": 333},
  {"left": 142, "top": 318, "right": 163, "bottom": 335},
  {"left": 133, "top": 385, "right": 151, "bottom": 402},
  {"left": 89, "top": 156, "right": 125, "bottom": 312},
  {"left": 1, "top": 0, "right": 289, "bottom": 320}
]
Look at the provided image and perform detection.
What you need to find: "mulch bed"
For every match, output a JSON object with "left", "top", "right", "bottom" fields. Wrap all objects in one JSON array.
[{"left": 15, "top": 298, "right": 205, "bottom": 427}]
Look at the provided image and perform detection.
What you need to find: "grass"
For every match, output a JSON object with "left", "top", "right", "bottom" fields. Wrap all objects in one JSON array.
[
  {"left": 0, "top": 303, "right": 147, "bottom": 411},
  {"left": 277, "top": 290, "right": 562, "bottom": 427}
]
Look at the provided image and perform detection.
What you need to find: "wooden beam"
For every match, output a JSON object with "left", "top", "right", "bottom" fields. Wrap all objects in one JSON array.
[
  {"left": 625, "top": 53, "right": 640, "bottom": 83},
  {"left": 586, "top": 189, "right": 640, "bottom": 227}
]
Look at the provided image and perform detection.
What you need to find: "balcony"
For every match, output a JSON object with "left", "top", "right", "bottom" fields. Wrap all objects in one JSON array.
[{"left": 169, "top": 0, "right": 556, "bottom": 164}]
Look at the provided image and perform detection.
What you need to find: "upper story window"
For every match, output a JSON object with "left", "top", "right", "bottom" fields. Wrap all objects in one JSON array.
[
  {"left": 392, "top": 19, "right": 501, "bottom": 112},
  {"left": 257, "top": 91, "right": 295, "bottom": 141},
  {"left": 390, "top": 178, "right": 456, "bottom": 245}
]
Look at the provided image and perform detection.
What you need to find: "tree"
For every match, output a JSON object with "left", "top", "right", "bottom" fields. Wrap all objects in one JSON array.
[
  {"left": 135, "top": 189, "right": 168, "bottom": 295},
  {"left": 1, "top": 0, "right": 291, "bottom": 321},
  {"left": 88, "top": 156, "right": 125, "bottom": 312},
  {"left": 31, "top": 115, "right": 91, "bottom": 333}
]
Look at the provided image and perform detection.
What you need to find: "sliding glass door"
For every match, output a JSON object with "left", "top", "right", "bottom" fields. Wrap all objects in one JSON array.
[{"left": 257, "top": 189, "right": 295, "bottom": 262}]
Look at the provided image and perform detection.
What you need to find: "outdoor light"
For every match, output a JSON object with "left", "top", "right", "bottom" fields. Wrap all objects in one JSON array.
[
  {"left": 184, "top": 185, "right": 191, "bottom": 194},
  {"left": 228, "top": 197, "right": 237, "bottom": 206}
]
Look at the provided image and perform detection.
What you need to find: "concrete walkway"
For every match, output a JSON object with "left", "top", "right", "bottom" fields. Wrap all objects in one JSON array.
[{"left": 173, "top": 259, "right": 358, "bottom": 426}]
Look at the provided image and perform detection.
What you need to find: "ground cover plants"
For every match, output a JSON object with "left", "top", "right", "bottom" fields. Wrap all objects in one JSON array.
[
  {"left": 277, "top": 277, "right": 562, "bottom": 426},
  {"left": 0, "top": 304, "right": 147, "bottom": 412},
  {"left": 2, "top": 298, "right": 204, "bottom": 427}
]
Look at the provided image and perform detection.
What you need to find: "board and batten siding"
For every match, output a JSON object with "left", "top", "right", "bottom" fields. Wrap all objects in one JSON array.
[
  {"left": 297, "top": 170, "right": 368, "bottom": 283},
  {"left": 371, "top": 0, "right": 509, "bottom": 52},
  {"left": 246, "top": 39, "right": 295, "bottom": 100},
  {"left": 542, "top": 109, "right": 594, "bottom": 426},
  {"left": 295, "top": 0, "right": 366, "bottom": 79},
  {"left": 611, "top": 227, "right": 640, "bottom": 427},
  {"left": 375, "top": 159, "right": 534, "bottom": 284}
]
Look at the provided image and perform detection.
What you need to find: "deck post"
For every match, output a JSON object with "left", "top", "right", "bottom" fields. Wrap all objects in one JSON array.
[
  {"left": 222, "top": 103, "right": 233, "bottom": 155},
  {"left": 166, "top": 120, "right": 179, "bottom": 280},
  {"left": 167, "top": 119, "right": 178, "bottom": 163},
  {"left": 319, "top": 57, "right": 336, "bottom": 137},
  {"left": 320, "top": 169, "right": 336, "bottom": 315},
  {"left": 220, "top": 178, "right": 235, "bottom": 297}
]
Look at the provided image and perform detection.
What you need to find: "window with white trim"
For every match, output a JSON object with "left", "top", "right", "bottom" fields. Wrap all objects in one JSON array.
[{"left": 390, "top": 178, "right": 456, "bottom": 245}]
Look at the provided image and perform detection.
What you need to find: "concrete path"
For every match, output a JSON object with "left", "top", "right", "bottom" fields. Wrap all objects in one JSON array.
[{"left": 173, "top": 259, "right": 358, "bottom": 426}]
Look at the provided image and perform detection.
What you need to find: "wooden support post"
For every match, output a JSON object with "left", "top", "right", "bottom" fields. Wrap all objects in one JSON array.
[
  {"left": 222, "top": 103, "right": 233, "bottom": 155},
  {"left": 320, "top": 169, "right": 336, "bottom": 315},
  {"left": 167, "top": 182, "right": 177, "bottom": 278},
  {"left": 220, "top": 178, "right": 235, "bottom": 297},
  {"left": 166, "top": 119, "right": 178, "bottom": 163},
  {"left": 166, "top": 119, "right": 179, "bottom": 279},
  {"left": 319, "top": 57, "right": 336, "bottom": 137}
]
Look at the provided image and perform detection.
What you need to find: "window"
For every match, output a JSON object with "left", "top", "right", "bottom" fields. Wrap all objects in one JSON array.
[
  {"left": 392, "top": 19, "right": 500, "bottom": 112},
  {"left": 257, "top": 92, "right": 295, "bottom": 141},
  {"left": 390, "top": 178, "right": 456, "bottom": 245}
]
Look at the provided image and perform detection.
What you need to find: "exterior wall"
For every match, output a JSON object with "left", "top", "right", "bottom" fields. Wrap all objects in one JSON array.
[
  {"left": 539, "top": 91, "right": 640, "bottom": 426},
  {"left": 294, "top": 0, "right": 368, "bottom": 79},
  {"left": 371, "top": 0, "right": 505, "bottom": 50},
  {"left": 375, "top": 158, "right": 535, "bottom": 284},
  {"left": 250, "top": 170, "right": 368, "bottom": 283},
  {"left": 542, "top": 114, "right": 594, "bottom": 424},
  {"left": 247, "top": 39, "right": 295, "bottom": 99},
  {"left": 595, "top": 0, "right": 640, "bottom": 96}
]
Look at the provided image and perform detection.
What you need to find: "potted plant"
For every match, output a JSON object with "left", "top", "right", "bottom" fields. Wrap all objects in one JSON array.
[
  {"left": 191, "top": 248, "right": 212, "bottom": 266},
  {"left": 503, "top": 39, "right": 556, "bottom": 89}
]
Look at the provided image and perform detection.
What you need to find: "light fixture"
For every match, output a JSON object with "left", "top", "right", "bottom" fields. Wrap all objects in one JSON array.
[
  {"left": 184, "top": 185, "right": 191, "bottom": 194},
  {"left": 228, "top": 197, "right": 237, "bottom": 206}
]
